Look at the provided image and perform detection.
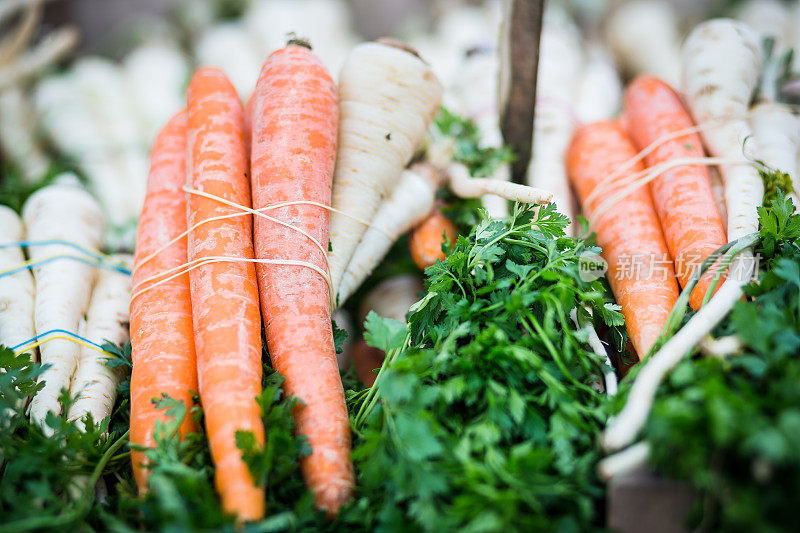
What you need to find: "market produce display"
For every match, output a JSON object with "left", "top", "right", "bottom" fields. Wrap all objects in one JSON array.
[{"left": 1, "top": 0, "right": 800, "bottom": 531}]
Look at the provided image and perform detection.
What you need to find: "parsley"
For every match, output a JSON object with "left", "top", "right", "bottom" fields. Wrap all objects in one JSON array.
[
  {"left": 644, "top": 194, "right": 800, "bottom": 531},
  {"left": 350, "top": 204, "right": 622, "bottom": 531},
  {"left": 431, "top": 107, "right": 515, "bottom": 179}
]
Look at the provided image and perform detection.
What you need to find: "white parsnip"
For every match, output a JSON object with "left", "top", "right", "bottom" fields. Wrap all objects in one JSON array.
[
  {"left": 681, "top": 19, "right": 763, "bottom": 241},
  {"left": 451, "top": 47, "right": 510, "bottom": 219},
  {"left": 450, "top": 163, "right": 552, "bottom": 205},
  {"left": 194, "top": 22, "right": 262, "bottom": 99},
  {"left": 749, "top": 102, "right": 800, "bottom": 204},
  {"left": 526, "top": 11, "right": 583, "bottom": 230},
  {"left": 337, "top": 163, "right": 439, "bottom": 305},
  {"left": 0, "top": 86, "right": 50, "bottom": 183},
  {"left": 605, "top": 0, "right": 682, "bottom": 85},
  {"left": 123, "top": 42, "right": 189, "bottom": 143},
  {"left": 328, "top": 40, "right": 442, "bottom": 294},
  {"left": 575, "top": 44, "right": 622, "bottom": 124},
  {"left": 23, "top": 175, "right": 104, "bottom": 426},
  {"left": 244, "top": 0, "right": 355, "bottom": 80},
  {"left": 358, "top": 275, "right": 423, "bottom": 326},
  {"left": 67, "top": 254, "right": 131, "bottom": 427},
  {"left": 0, "top": 206, "right": 36, "bottom": 357},
  {"left": 735, "top": 0, "right": 790, "bottom": 48}
]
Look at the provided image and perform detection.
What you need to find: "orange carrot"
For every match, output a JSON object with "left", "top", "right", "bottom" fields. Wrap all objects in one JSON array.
[
  {"left": 623, "top": 76, "right": 727, "bottom": 310},
  {"left": 250, "top": 43, "right": 353, "bottom": 515},
  {"left": 186, "top": 67, "right": 264, "bottom": 521},
  {"left": 409, "top": 208, "right": 457, "bottom": 270},
  {"left": 567, "top": 121, "right": 679, "bottom": 358},
  {"left": 130, "top": 110, "right": 198, "bottom": 491},
  {"left": 243, "top": 92, "right": 253, "bottom": 156}
]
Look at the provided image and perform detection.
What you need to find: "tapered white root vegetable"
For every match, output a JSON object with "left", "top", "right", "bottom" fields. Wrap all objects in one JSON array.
[
  {"left": 337, "top": 163, "right": 439, "bottom": 305},
  {"left": 24, "top": 175, "right": 104, "bottom": 426},
  {"left": 67, "top": 254, "right": 131, "bottom": 428},
  {"left": 735, "top": 0, "right": 790, "bottom": 48},
  {"left": 35, "top": 62, "right": 146, "bottom": 246},
  {"left": 603, "top": 250, "right": 755, "bottom": 451},
  {"left": 526, "top": 10, "right": 583, "bottom": 230},
  {"left": 604, "top": 0, "right": 682, "bottom": 85},
  {"left": 123, "top": 42, "right": 189, "bottom": 143},
  {"left": 194, "top": 22, "right": 262, "bottom": 99},
  {"left": 0, "top": 86, "right": 50, "bottom": 183},
  {"left": 451, "top": 46, "right": 509, "bottom": 218},
  {"left": 450, "top": 163, "right": 552, "bottom": 205},
  {"left": 244, "top": 0, "right": 355, "bottom": 80},
  {"left": 682, "top": 19, "right": 763, "bottom": 241},
  {"left": 0, "top": 206, "right": 36, "bottom": 357},
  {"left": 575, "top": 45, "right": 622, "bottom": 123},
  {"left": 698, "top": 334, "right": 743, "bottom": 358},
  {"left": 598, "top": 441, "right": 650, "bottom": 480},
  {"left": 328, "top": 40, "right": 442, "bottom": 294},
  {"left": 749, "top": 102, "right": 800, "bottom": 204},
  {"left": 358, "top": 275, "right": 424, "bottom": 326}
]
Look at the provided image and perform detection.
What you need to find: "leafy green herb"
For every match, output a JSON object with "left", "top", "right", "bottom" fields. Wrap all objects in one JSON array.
[
  {"left": 350, "top": 204, "right": 621, "bottom": 531},
  {"left": 759, "top": 167, "right": 795, "bottom": 208},
  {"left": 431, "top": 107, "right": 515, "bottom": 179}
]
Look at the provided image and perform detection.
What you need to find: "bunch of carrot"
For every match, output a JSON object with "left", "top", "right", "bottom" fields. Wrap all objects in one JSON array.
[
  {"left": 129, "top": 36, "right": 457, "bottom": 521},
  {"left": 567, "top": 75, "right": 728, "bottom": 360},
  {"left": 130, "top": 43, "right": 350, "bottom": 520}
]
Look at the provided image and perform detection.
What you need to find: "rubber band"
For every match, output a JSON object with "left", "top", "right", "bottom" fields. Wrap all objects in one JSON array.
[
  {"left": 132, "top": 198, "right": 384, "bottom": 276},
  {"left": 0, "top": 253, "right": 132, "bottom": 278},
  {"left": 585, "top": 113, "right": 753, "bottom": 207},
  {"left": 130, "top": 255, "right": 334, "bottom": 308},
  {"left": 12, "top": 328, "right": 113, "bottom": 357},
  {"left": 0, "top": 239, "right": 116, "bottom": 263},
  {"left": 183, "top": 186, "right": 332, "bottom": 274},
  {"left": 589, "top": 156, "right": 747, "bottom": 222}
]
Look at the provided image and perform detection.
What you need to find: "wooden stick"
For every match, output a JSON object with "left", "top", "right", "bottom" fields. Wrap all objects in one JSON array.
[{"left": 498, "top": 0, "right": 544, "bottom": 182}]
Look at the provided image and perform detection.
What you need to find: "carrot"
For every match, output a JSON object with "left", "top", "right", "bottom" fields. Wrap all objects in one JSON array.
[
  {"left": 130, "top": 111, "right": 198, "bottom": 491},
  {"left": 186, "top": 67, "right": 264, "bottom": 521},
  {"left": 567, "top": 121, "right": 679, "bottom": 358},
  {"left": 243, "top": 92, "right": 253, "bottom": 156},
  {"left": 622, "top": 76, "right": 727, "bottom": 310},
  {"left": 408, "top": 208, "right": 457, "bottom": 270},
  {"left": 250, "top": 43, "right": 353, "bottom": 515}
]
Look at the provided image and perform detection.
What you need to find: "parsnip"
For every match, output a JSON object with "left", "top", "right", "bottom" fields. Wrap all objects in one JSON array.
[
  {"left": 526, "top": 10, "right": 583, "bottom": 231},
  {"left": 682, "top": 19, "right": 763, "bottom": 241},
  {"left": 749, "top": 101, "right": 800, "bottom": 204},
  {"left": 0, "top": 206, "right": 36, "bottom": 358},
  {"left": 328, "top": 40, "right": 442, "bottom": 295},
  {"left": 337, "top": 163, "right": 439, "bottom": 305},
  {"left": 605, "top": 0, "right": 682, "bottom": 85},
  {"left": 67, "top": 254, "right": 131, "bottom": 428},
  {"left": 0, "top": 86, "right": 50, "bottom": 183},
  {"left": 24, "top": 175, "right": 104, "bottom": 426}
]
